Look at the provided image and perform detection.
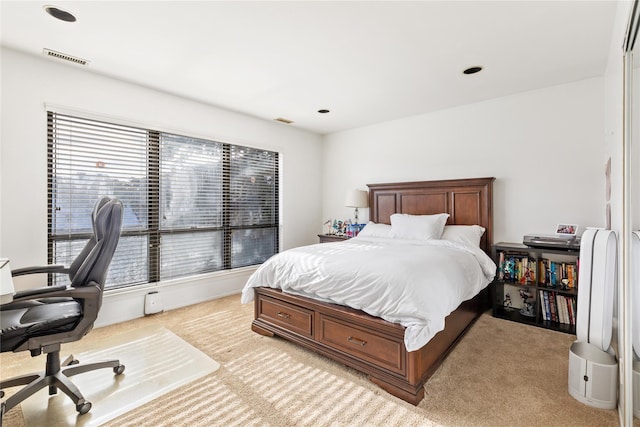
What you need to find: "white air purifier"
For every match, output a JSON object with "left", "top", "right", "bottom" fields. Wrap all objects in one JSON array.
[{"left": 568, "top": 229, "right": 618, "bottom": 410}]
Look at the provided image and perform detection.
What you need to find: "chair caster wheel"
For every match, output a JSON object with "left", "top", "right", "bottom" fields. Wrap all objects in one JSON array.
[
  {"left": 76, "top": 402, "right": 92, "bottom": 415},
  {"left": 113, "top": 365, "right": 125, "bottom": 375},
  {"left": 0, "top": 390, "right": 4, "bottom": 398}
]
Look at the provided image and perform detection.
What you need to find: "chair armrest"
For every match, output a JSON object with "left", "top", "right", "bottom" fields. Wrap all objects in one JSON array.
[
  {"left": 12, "top": 285, "right": 70, "bottom": 300},
  {"left": 6, "top": 284, "right": 100, "bottom": 305},
  {"left": 12, "top": 265, "right": 69, "bottom": 277}
]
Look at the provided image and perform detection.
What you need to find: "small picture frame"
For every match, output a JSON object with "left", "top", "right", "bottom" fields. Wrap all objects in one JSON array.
[{"left": 555, "top": 224, "right": 578, "bottom": 236}]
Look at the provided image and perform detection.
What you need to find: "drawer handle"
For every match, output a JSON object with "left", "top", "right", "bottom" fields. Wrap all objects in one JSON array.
[
  {"left": 347, "top": 336, "right": 367, "bottom": 347},
  {"left": 276, "top": 311, "right": 291, "bottom": 319}
]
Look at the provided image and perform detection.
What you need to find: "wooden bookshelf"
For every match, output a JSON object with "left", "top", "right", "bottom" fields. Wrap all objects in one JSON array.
[{"left": 491, "top": 242, "right": 580, "bottom": 334}]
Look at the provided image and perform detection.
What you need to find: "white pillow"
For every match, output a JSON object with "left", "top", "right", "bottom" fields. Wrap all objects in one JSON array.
[
  {"left": 389, "top": 213, "right": 449, "bottom": 241},
  {"left": 356, "top": 221, "right": 391, "bottom": 238},
  {"left": 441, "top": 225, "right": 486, "bottom": 247}
]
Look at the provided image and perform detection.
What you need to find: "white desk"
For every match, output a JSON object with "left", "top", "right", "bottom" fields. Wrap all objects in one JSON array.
[{"left": 0, "top": 258, "right": 15, "bottom": 304}]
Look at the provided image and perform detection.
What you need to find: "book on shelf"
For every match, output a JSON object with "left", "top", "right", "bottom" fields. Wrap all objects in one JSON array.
[
  {"left": 550, "top": 262, "right": 558, "bottom": 287},
  {"left": 544, "top": 291, "right": 551, "bottom": 321},
  {"left": 548, "top": 291, "right": 557, "bottom": 322},
  {"left": 562, "top": 294, "right": 576, "bottom": 325},
  {"left": 558, "top": 294, "right": 568, "bottom": 324},
  {"left": 539, "top": 258, "right": 549, "bottom": 285},
  {"left": 567, "top": 296, "right": 576, "bottom": 325},
  {"left": 522, "top": 258, "right": 536, "bottom": 284},
  {"left": 539, "top": 290, "right": 547, "bottom": 321},
  {"left": 555, "top": 293, "right": 562, "bottom": 323}
]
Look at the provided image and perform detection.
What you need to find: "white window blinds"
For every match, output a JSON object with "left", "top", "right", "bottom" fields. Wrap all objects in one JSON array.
[
  {"left": 228, "top": 145, "right": 279, "bottom": 269},
  {"left": 47, "top": 111, "right": 279, "bottom": 289}
]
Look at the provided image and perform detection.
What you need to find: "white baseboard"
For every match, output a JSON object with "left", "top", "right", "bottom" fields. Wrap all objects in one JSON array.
[{"left": 94, "top": 267, "right": 257, "bottom": 328}]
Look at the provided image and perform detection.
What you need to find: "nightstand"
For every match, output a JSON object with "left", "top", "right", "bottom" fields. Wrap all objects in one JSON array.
[{"left": 317, "top": 234, "right": 349, "bottom": 243}]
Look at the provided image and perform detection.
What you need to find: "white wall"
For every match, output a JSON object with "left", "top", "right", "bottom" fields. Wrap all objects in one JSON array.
[
  {"left": 322, "top": 78, "right": 606, "bottom": 243},
  {"left": 0, "top": 47, "right": 323, "bottom": 323}
]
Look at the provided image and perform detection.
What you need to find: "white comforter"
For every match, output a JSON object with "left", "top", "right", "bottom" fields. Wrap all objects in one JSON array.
[{"left": 241, "top": 236, "right": 496, "bottom": 352}]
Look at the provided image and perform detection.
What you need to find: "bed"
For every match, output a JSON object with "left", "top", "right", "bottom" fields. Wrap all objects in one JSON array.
[{"left": 243, "top": 177, "right": 495, "bottom": 404}]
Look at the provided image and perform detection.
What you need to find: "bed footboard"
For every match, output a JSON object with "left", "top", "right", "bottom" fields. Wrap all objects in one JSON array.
[{"left": 252, "top": 287, "right": 487, "bottom": 405}]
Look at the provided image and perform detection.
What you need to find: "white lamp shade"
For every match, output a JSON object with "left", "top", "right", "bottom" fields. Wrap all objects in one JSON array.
[{"left": 345, "top": 189, "right": 369, "bottom": 208}]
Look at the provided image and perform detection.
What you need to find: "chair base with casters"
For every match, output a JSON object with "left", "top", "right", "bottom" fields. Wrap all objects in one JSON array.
[{"left": 0, "top": 343, "right": 125, "bottom": 420}]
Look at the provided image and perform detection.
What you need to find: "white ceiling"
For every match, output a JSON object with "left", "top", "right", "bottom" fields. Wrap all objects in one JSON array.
[{"left": 0, "top": 1, "right": 618, "bottom": 135}]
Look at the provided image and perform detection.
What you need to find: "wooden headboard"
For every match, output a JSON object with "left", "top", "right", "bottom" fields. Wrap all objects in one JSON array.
[{"left": 367, "top": 177, "right": 495, "bottom": 254}]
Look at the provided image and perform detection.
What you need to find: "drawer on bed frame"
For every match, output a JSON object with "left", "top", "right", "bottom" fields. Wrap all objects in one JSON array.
[
  {"left": 256, "top": 294, "right": 314, "bottom": 338},
  {"left": 317, "top": 313, "right": 405, "bottom": 376}
]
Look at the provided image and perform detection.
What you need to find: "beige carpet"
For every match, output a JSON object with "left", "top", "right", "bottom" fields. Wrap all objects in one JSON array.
[{"left": 1, "top": 294, "right": 633, "bottom": 426}]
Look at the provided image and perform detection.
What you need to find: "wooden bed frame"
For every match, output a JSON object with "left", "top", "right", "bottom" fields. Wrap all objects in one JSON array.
[{"left": 251, "top": 177, "right": 495, "bottom": 404}]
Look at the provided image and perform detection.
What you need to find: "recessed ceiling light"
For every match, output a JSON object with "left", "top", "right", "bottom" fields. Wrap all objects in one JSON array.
[
  {"left": 44, "top": 5, "right": 77, "bottom": 22},
  {"left": 318, "top": 109, "right": 330, "bottom": 114},
  {"left": 463, "top": 66, "right": 483, "bottom": 75}
]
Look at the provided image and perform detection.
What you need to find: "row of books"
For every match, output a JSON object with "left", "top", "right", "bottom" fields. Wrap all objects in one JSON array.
[
  {"left": 539, "top": 259, "right": 578, "bottom": 288},
  {"left": 540, "top": 290, "right": 576, "bottom": 325},
  {"left": 497, "top": 251, "right": 578, "bottom": 289}
]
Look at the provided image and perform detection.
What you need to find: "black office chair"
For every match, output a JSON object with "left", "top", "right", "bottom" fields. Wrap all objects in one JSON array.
[{"left": 0, "top": 196, "right": 125, "bottom": 421}]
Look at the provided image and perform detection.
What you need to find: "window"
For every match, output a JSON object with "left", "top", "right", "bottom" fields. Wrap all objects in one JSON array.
[{"left": 47, "top": 112, "right": 279, "bottom": 289}]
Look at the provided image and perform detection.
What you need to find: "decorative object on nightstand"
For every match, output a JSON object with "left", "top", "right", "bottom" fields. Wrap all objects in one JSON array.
[
  {"left": 345, "top": 222, "right": 365, "bottom": 237},
  {"left": 345, "top": 189, "right": 368, "bottom": 225},
  {"left": 324, "top": 219, "right": 349, "bottom": 236}
]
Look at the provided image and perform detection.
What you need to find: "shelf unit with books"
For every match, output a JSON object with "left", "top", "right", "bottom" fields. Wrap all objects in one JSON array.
[{"left": 491, "top": 242, "right": 580, "bottom": 334}]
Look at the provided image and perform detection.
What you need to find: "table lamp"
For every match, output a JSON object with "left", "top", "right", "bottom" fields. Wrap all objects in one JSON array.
[{"left": 345, "top": 189, "right": 368, "bottom": 224}]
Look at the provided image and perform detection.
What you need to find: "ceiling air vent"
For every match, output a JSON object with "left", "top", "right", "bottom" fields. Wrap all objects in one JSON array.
[
  {"left": 274, "top": 117, "right": 294, "bottom": 124},
  {"left": 43, "top": 49, "right": 89, "bottom": 66}
]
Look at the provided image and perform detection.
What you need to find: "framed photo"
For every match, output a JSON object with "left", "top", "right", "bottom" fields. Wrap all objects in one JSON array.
[{"left": 555, "top": 224, "right": 578, "bottom": 236}]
